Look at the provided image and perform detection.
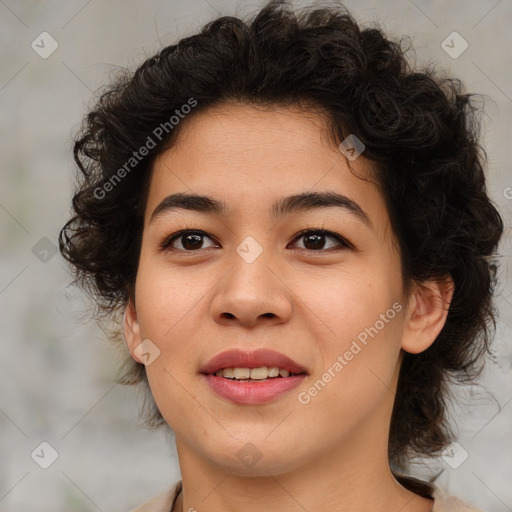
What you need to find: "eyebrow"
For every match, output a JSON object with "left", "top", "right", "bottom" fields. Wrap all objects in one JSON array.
[{"left": 149, "top": 191, "right": 372, "bottom": 228}]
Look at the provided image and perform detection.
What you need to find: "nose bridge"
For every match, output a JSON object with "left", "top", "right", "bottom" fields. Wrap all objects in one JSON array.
[
  {"left": 210, "top": 234, "right": 292, "bottom": 325},
  {"left": 228, "top": 235, "right": 278, "bottom": 303},
  {"left": 232, "top": 236, "right": 273, "bottom": 292}
]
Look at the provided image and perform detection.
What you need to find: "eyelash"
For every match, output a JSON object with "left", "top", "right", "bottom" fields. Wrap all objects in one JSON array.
[{"left": 159, "top": 226, "right": 353, "bottom": 253}]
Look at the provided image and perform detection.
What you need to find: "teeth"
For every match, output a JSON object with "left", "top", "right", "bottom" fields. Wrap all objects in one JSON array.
[
  {"left": 222, "top": 368, "right": 234, "bottom": 378},
  {"left": 267, "top": 367, "right": 280, "bottom": 377},
  {"left": 233, "top": 368, "right": 250, "bottom": 379},
  {"left": 214, "top": 366, "right": 295, "bottom": 379},
  {"left": 250, "top": 367, "right": 268, "bottom": 380}
]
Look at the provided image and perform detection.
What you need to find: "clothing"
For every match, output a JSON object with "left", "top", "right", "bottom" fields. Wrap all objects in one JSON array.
[{"left": 130, "top": 479, "right": 484, "bottom": 512}]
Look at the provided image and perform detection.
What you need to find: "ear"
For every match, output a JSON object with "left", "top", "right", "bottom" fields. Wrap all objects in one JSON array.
[
  {"left": 401, "top": 276, "right": 454, "bottom": 354},
  {"left": 123, "top": 296, "right": 144, "bottom": 364}
]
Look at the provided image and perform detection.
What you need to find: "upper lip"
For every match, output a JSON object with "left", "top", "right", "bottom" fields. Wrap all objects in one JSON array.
[{"left": 200, "top": 348, "right": 308, "bottom": 375}]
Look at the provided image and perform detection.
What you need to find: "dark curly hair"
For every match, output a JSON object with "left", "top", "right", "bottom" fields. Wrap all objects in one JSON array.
[{"left": 59, "top": 0, "right": 503, "bottom": 491}]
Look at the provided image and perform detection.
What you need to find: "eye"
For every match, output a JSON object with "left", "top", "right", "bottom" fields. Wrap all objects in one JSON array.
[
  {"left": 289, "top": 229, "right": 352, "bottom": 252},
  {"left": 160, "top": 229, "right": 218, "bottom": 252},
  {"left": 160, "top": 228, "right": 352, "bottom": 253}
]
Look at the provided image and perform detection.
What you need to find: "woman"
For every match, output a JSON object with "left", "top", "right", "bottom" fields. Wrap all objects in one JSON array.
[{"left": 59, "top": 1, "right": 504, "bottom": 510}]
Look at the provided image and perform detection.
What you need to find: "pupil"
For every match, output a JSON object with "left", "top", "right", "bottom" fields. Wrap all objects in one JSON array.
[
  {"left": 180, "top": 233, "right": 326, "bottom": 250},
  {"left": 304, "top": 233, "right": 324, "bottom": 250},
  {"left": 183, "top": 233, "right": 203, "bottom": 250}
]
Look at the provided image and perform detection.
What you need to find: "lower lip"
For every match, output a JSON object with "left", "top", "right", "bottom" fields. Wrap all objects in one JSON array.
[{"left": 202, "top": 374, "right": 306, "bottom": 404}]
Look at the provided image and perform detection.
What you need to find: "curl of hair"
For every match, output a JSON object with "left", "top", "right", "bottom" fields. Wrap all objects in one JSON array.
[{"left": 59, "top": 0, "right": 503, "bottom": 481}]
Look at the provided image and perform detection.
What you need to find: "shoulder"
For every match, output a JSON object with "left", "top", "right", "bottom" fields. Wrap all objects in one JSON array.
[
  {"left": 432, "top": 484, "right": 485, "bottom": 512},
  {"left": 129, "top": 480, "right": 181, "bottom": 512},
  {"left": 395, "top": 474, "right": 484, "bottom": 512},
  {"left": 128, "top": 479, "right": 485, "bottom": 512}
]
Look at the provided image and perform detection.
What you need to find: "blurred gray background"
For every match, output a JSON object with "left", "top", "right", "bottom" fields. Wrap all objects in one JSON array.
[{"left": 0, "top": 0, "right": 511, "bottom": 510}]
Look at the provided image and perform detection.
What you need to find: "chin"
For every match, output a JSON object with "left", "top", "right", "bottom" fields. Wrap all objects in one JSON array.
[{"left": 200, "top": 434, "right": 310, "bottom": 477}]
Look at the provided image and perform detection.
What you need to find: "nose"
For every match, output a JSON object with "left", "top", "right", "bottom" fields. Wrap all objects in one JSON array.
[{"left": 210, "top": 247, "right": 293, "bottom": 328}]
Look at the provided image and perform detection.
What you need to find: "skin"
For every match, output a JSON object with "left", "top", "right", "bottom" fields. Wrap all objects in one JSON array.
[{"left": 123, "top": 101, "right": 453, "bottom": 512}]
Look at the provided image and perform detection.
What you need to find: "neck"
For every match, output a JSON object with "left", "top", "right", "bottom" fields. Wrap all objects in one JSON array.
[{"left": 173, "top": 418, "right": 433, "bottom": 512}]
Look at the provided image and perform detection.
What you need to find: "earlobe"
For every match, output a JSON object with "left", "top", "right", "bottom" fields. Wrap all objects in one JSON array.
[
  {"left": 122, "top": 297, "right": 144, "bottom": 364},
  {"left": 401, "top": 276, "right": 454, "bottom": 354}
]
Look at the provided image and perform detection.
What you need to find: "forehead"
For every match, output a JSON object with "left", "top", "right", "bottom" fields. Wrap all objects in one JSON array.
[
  {"left": 145, "top": 101, "right": 385, "bottom": 228},
  {"left": 164, "top": 101, "right": 338, "bottom": 170}
]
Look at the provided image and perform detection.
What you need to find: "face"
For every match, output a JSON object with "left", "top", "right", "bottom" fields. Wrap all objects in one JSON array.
[{"left": 125, "top": 102, "right": 417, "bottom": 477}]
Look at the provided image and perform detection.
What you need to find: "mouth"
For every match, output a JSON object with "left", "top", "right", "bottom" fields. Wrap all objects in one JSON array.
[
  {"left": 212, "top": 366, "right": 303, "bottom": 381},
  {"left": 200, "top": 348, "right": 308, "bottom": 404},
  {"left": 200, "top": 348, "right": 308, "bottom": 377}
]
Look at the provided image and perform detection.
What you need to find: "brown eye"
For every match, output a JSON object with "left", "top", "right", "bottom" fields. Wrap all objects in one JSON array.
[
  {"left": 290, "top": 229, "right": 352, "bottom": 251},
  {"left": 160, "top": 230, "right": 217, "bottom": 251},
  {"left": 160, "top": 228, "right": 352, "bottom": 253}
]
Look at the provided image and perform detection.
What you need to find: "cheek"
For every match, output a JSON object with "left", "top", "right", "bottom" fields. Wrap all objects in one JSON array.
[
  {"left": 305, "top": 272, "right": 404, "bottom": 401},
  {"left": 307, "top": 268, "right": 401, "bottom": 341},
  {"left": 298, "top": 286, "right": 404, "bottom": 431},
  {"left": 134, "top": 252, "right": 207, "bottom": 339}
]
